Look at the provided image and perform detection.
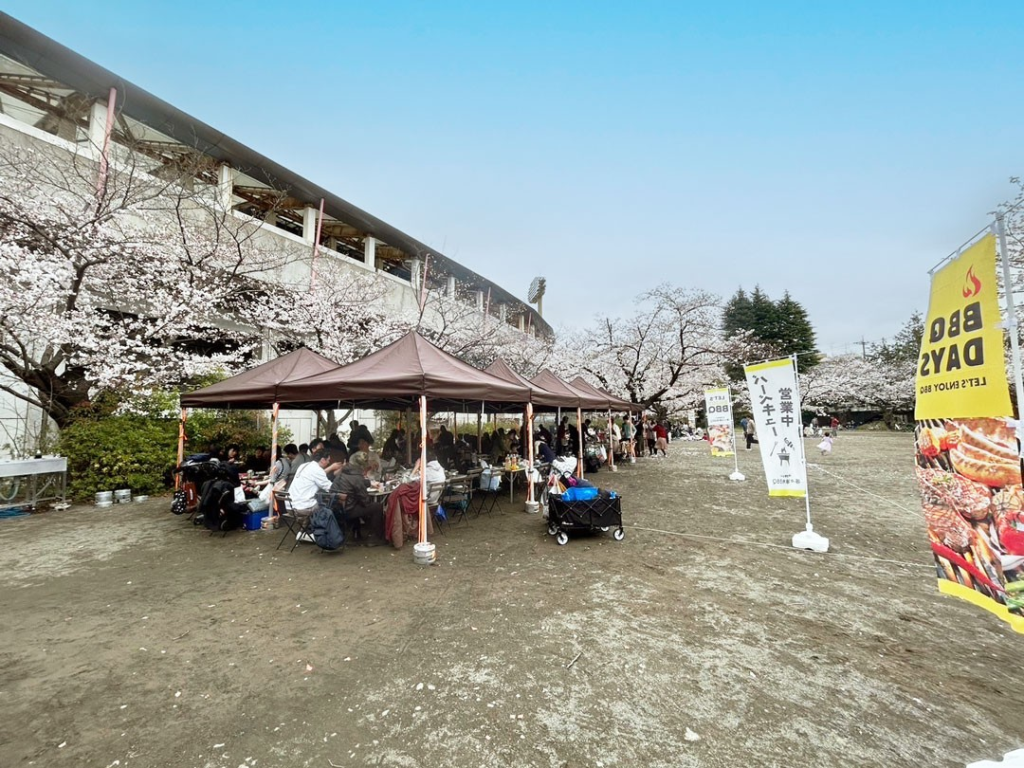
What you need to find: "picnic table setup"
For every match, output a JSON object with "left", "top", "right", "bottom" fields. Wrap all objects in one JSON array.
[{"left": 178, "top": 331, "right": 638, "bottom": 561}]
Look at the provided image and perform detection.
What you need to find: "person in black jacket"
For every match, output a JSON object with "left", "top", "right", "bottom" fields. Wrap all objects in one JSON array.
[{"left": 332, "top": 452, "right": 385, "bottom": 545}]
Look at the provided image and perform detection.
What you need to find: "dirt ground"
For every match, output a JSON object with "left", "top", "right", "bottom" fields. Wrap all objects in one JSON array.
[{"left": 1, "top": 432, "right": 1022, "bottom": 768}]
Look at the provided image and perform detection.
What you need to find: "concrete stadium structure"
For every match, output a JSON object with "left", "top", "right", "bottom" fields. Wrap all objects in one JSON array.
[{"left": 0, "top": 14, "right": 549, "bottom": 451}]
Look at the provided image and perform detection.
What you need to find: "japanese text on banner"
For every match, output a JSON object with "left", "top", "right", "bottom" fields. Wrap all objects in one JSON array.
[
  {"left": 743, "top": 358, "right": 807, "bottom": 498},
  {"left": 704, "top": 387, "right": 734, "bottom": 457}
]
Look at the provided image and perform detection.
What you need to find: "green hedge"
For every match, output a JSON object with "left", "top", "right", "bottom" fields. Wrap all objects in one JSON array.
[
  {"left": 57, "top": 388, "right": 288, "bottom": 502},
  {"left": 59, "top": 414, "right": 179, "bottom": 501}
]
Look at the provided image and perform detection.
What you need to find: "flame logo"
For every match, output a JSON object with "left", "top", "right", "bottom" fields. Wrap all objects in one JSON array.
[{"left": 963, "top": 266, "right": 982, "bottom": 298}]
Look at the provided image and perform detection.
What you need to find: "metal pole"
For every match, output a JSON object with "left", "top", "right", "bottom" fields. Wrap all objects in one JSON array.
[
  {"left": 607, "top": 408, "right": 616, "bottom": 472},
  {"left": 419, "top": 396, "right": 428, "bottom": 544},
  {"left": 790, "top": 355, "right": 812, "bottom": 530},
  {"left": 270, "top": 402, "right": 280, "bottom": 478},
  {"left": 95, "top": 87, "right": 117, "bottom": 204},
  {"left": 175, "top": 407, "right": 187, "bottom": 490},
  {"left": 526, "top": 402, "right": 535, "bottom": 503},
  {"left": 576, "top": 406, "right": 583, "bottom": 478},
  {"left": 996, "top": 215, "right": 1024, "bottom": 456},
  {"left": 729, "top": 386, "right": 741, "bottom": 475}
]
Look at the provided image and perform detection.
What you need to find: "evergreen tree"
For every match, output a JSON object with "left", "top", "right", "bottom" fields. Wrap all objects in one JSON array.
[
  {"left": 776, "top": 291, "right": 821, "bottom": 368},
  {"left": 722, "top": 286, "right": 820, "bottom": 377}
]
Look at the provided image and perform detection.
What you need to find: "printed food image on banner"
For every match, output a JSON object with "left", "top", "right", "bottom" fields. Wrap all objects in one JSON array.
[
  {"left": 915, "top": 418, "right": 1024, "bottom": 633},
  {"left": 743, "top": 358, "right": 807, "bottom": 498},
  {"left": 914, "top": 230, "right": 1024, "bottom": 633},
  {"left": 704, "top": 387, "right": 735, "bottom": 457}
]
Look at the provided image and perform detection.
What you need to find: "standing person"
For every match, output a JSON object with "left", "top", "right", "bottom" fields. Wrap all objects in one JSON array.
[
  {"left": 830, "top": 416, "right": 840, "bottom": 437},
  {"left": 621, "top": 417, "right": 635, "bottom": 462},
  {"left": 654, "top": 421, "right": 669, "bottom": 457},
  {"left": 645, "top": 419, "right": 656, "bottom": 458},
  {"left": 744, "top": 416, "right": 758, "bottom": 450}
]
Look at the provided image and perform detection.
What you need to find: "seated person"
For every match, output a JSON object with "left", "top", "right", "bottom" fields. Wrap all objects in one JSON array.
[
  {"left": 288, "top": 449, "right": 343, "bottom": 517},
  {"left": 199, "top": 469, "right": 247, "bottom": 532},
  {"left": 536, "top": 439, "right": 557, "bottom": 465},
  {"left": 410, "top": 449, "right": 447, "bottom": 486},
  {"left": 332, "top": 451, "right": 385, "bottom": 545},
  {"left": 247, "top": 444, "right": 297, "bottom": 511}
]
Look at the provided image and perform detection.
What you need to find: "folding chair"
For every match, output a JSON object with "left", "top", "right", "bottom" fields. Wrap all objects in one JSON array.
[
  {"left": 427, "top": 480, "right": 448, "bottom": 535},
  {"left": 474, "top": 468, "right": 502, "bottom": 517},
  {"left": 441, "top": 475, "right": 472, "bottom": 526},
  {"left": 274, "top": 491, "right": 314, "bottom": 552}
]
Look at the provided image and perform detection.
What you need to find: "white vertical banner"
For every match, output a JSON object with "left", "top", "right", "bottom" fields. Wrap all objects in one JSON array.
[
  {"left": 703, "top": 387, "right": 735, "bottom": 457},
  {"left": 744, "top": 358, "right": 807, "bottom": 497}
]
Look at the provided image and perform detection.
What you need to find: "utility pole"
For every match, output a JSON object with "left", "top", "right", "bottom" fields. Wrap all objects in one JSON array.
[{"left": 859, "top": 337, "right": 867, "bottom": 360}]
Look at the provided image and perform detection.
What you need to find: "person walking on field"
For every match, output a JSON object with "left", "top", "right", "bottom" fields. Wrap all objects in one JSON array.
[
  {"left": 654, "top": 421, "right": 669, "bottom": 457},
  {"left": 621, "top": 418, "right": 635, "bottom": 462},
  {"left": 744, "top": 417, "right": 758, "bottom": 450},
  {"left": 644, "top": 419, "right": 657, "bottom": 457}
]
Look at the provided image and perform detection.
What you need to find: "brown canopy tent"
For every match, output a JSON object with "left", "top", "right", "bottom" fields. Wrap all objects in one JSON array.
[
  {"left": 271, "top": 332, "right": 532, "bottom": 553},
  {"left": 568, "top": 376, "right": 637, "bottom": 473},
  {"left": 484, "top": 359, "right": 578, "bottom": 508},
  {"left": 528, "top": 370, "right": 607, "bottom": 478},
  {"left": 178, "top": 347, "right": 343, "bottom": 477},
  {"left": 568, "top": 376, "right": 635, "bottom": 413}
]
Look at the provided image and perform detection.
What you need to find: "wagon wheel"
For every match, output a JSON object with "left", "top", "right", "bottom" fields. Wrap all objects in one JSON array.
[
  {"left": 613, "top": 528, "right": 625, "bottom": 541},
  {"left": 600, "top": 526, "right": 610, "bottom": 532},
  {"left": 556, "top": 531, "right": 569, "bottom": 546},
  {"left": 547, "top": 523, "right": 558, "bottom": 536}
]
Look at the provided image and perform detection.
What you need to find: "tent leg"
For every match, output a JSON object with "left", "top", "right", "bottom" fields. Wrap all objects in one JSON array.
[
  {"left": 175, "top": 407, "right": 187, "bottom": 490},
  {"left": 525, "top": 402, "right": 537, "bottom": 511},
  {"left": 270, "top": 402, "right": 280, "bottom": 476},
  {"left": 608, "top": 408, "right": 616, "bottom": 472},
  {"left": 414, "top": 395, "right": 434, "bottom": 564},
  {"left": 577, "top": 407, "right": 584, "bottom": 478}
]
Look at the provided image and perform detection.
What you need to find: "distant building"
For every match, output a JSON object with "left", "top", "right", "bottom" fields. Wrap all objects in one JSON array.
[{"left": 0, "top": 14, "right": 549, "bottom": 451}]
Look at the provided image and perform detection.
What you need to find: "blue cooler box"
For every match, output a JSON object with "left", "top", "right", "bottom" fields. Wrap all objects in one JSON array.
[{"left": 243, "top": 510, "right": 269, "bottom": 530}]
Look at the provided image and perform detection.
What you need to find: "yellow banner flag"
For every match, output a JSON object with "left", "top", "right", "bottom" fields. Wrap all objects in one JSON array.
[{"left": 915, "top": 233, "right": 1010, "bottom": 420}]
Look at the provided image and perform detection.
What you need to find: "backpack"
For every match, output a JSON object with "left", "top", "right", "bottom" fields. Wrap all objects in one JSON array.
[
  {"left": 309, "top": 507, "right": 345, "bottom": 550},
  {"left": 170, "top": 489, "right": 187, "bottom": 515}
]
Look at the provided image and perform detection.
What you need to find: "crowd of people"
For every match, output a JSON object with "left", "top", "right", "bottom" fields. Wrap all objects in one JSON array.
[{"left": 187, "top": 413, "right": 689, "bottom": 541}]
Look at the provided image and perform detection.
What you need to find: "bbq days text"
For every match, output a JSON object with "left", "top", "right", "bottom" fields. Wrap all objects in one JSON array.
[
  {"left": 914, "top": 231, "right": 1011, "bottom": 421},
  {"left": 918, "top": 301, "right": 986, "bottom": 394}
]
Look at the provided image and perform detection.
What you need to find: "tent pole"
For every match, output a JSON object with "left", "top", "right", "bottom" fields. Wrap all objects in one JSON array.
[
  {"left": 477, "top": 406, "right": 483, "bottom": 454},
  {"left": 526, "top": 402, "right": 535, "bottom": 504},
  {"left": 175, "top": 407, "right": 187, "bottom": 490},
  {"left": 576, "top": 406, "right": 584, "bottom": 478},
  {"left": 419, "top": 395, "right": 429, "bottom": 545},
  {"left": 270, "top": 402, "right": 280, "bottom": 473},
  {"left": 608, "top": 407, "right": 616, "bottom": 472}
]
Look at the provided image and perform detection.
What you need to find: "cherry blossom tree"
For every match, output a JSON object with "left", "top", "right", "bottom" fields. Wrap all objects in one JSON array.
[
  {"left": 557, "top": 284, "right": 729, "bottom": 413},
  {"left": 0, "top": 140, "right": 298, "bottom": 429}
]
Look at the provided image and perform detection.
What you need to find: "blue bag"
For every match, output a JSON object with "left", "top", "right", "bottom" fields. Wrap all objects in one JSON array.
[{"left": 563, "top": 486, "right": 599, "bottom": 502}]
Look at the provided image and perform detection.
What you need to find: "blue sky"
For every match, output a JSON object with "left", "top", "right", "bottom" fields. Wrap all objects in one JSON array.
[{"left": 5, "top": 1, "right": 1023, "bottom": 353}]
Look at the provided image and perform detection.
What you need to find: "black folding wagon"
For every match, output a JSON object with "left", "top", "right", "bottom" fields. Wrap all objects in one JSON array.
[{"left": 546, "top": 493, "right": 625, "bottom": 546}]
